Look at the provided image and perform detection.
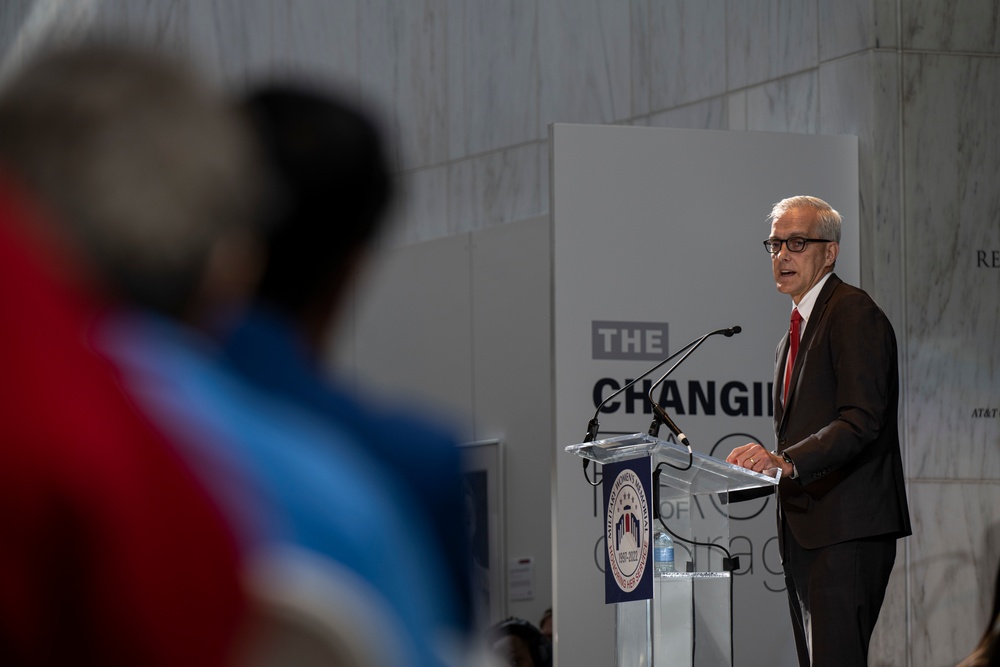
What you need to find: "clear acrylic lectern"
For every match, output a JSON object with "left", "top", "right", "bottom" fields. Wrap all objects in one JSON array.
[{"left": 566, "top": 432, "right": 779, "bottom": 667}]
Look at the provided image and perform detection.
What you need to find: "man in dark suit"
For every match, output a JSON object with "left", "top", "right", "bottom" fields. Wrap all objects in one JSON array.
[{"left": 727, "top": 195, "right": 911, "bottom": 666}]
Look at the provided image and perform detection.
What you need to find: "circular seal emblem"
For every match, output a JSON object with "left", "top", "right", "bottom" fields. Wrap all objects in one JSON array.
[{"left": 606, "top": 467, "right": 650, "bottom": 593}]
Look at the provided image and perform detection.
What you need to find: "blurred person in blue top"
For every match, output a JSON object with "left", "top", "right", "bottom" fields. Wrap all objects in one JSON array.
[
  {"left": 7, "top": 39, "right": 468, "bottom": 667},
  {"left": 218, "top": 83, "right": 475, "bottom": 637}
]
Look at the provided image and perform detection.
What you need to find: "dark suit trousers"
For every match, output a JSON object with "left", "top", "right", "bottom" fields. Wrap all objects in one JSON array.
[{"left": 782, "top": 520, "right": 897, "bottom": 667}]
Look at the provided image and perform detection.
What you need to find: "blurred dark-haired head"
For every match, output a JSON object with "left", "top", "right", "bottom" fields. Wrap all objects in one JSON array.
[
  {"left": 490, "top": 617, "right": 552, "bottom": 667},
  {"left": 241, "top": 85, "right": 395, "bottom": 319}
]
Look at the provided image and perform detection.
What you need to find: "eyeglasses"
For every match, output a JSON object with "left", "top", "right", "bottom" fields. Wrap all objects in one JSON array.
[{"left": 763, "top": 237, "right": 832, "bottom": 254}]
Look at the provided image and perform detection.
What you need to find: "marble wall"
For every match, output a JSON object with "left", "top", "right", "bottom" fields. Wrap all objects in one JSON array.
[{"left": 1, "top": 1, "right": 997, "bottom": 665}]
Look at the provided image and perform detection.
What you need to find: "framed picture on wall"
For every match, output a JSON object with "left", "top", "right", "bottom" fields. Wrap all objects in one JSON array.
[{"left": 459, "top": 439, "right": 505, "bottom": 626}]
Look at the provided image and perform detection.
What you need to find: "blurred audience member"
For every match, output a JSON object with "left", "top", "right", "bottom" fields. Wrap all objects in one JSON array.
[
  {"left": 0, "top": 43, "right": 246, "bottom": 666},
  {"left": 0, "top": 41, "right": 470, "bottom": 667},
  {"left": 538, "top": 607, "right": 553, "bottom": 643},
  {"left": 218, "top": 85, "right": 473, "bottom": 634},
  {"left": 489, "top": 617, "right": 552, "bottom": 667},
  {"left": 958, "top": 556, "right": 1000, "bottom": 667}
]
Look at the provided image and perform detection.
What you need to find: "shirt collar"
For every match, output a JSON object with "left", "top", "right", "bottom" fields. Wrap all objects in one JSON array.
[{"left": 792, "top": 271, "right": 833, "bottom": 327}]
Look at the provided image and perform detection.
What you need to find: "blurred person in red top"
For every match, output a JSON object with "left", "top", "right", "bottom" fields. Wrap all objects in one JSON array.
[{"left": 0, "top": 41, "right": 262, "bottom": 666}]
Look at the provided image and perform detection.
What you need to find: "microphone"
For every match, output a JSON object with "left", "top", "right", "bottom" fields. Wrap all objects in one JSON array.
[{"left": 646, "top": 326, "right": 742, "bottom": 446}]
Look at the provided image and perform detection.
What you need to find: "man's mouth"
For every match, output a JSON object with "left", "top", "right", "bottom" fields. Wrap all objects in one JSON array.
[{"left": 780, "top": 269, "right": 795, "bottom": 277}]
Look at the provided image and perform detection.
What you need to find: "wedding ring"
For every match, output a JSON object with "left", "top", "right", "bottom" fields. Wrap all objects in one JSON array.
[{"left": 749, "top": 458, "right": 755, "bottom": 464}]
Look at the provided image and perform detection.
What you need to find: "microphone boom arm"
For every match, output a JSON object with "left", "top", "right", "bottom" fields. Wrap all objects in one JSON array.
[
  {"left": 582, "top": 335, "right": 703, "bottom": 443},
  {"left": 646, "top": 326, "right": 741, "bottom": 445}
]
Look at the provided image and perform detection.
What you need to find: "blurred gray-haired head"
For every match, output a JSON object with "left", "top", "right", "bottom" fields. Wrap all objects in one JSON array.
[{"left": 0, "top": 42, "right": 265, "bottom": 315}]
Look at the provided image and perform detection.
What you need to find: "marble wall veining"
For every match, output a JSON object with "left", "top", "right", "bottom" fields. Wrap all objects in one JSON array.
[
  {"left": 447, "top": 0, "right": 539, "bottom": 157},
  {"left": 818, "top": 50, "right": 904, "bottom": 323},
  {"left": 650, "top": 0, "right": 728, "bottom": 108},
  {"left": 726, "top": 0, "right": 818, "bottom": 90},
  {"left": 817, "top": 0, "right": 878, "bottom": 60},
  {"left": 361, "top": 0, "right": 449, "bottom": 171},
  {"left": 538, "top": 0, "right": 632, "bottom": 129},
  {"left": 903, "top": 0, "right": 1000, "bottom": 53},
  {"left": 904, "top": 52, "right": 1000, "bottom": 482},
  {"left": 908, "top": 482, "right": 1000, "bottom": 666},
  {"left": 1, "top": 1, "right": 998, "bottom": 665},
  {"left": 744, "top": 69, "right": 819, "bottom": 134},
  {"left": 901, "top": 46, "right": 1000, "bottom": 667}
]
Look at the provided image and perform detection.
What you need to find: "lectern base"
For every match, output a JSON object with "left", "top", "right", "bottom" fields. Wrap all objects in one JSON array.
[{"left": 615, "top": 573, "right": 732, "bottom": 667}]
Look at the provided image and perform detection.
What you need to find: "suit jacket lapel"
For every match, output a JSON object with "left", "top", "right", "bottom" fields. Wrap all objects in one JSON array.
[
  {"left": 776, "top": 273, "right": 842, "bottom": 436},
  {"left": 774, "top": 333, "right": 789, "bottom": 427}
]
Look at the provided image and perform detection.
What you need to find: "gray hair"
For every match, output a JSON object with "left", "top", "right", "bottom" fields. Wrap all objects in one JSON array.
[
  {"left": 0, "top": 42, "right": 265, "bottom": 314},
  {"left": 768, "top": 195, "right": 842, "bottom": 243}
]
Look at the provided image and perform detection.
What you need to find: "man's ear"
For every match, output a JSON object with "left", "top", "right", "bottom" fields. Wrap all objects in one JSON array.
[{"left": 826, "top": 241, "right": 840, "bottom": 269}]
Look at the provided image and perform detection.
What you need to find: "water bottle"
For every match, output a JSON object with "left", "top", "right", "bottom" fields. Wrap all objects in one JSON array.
[{"left": 653, "top": 529, "right": 675, "bottom": 576}]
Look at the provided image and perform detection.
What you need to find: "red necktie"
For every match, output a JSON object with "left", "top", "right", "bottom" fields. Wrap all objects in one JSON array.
[{"left": 783, "top": 308, "right": 801, "bottom": 401}]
